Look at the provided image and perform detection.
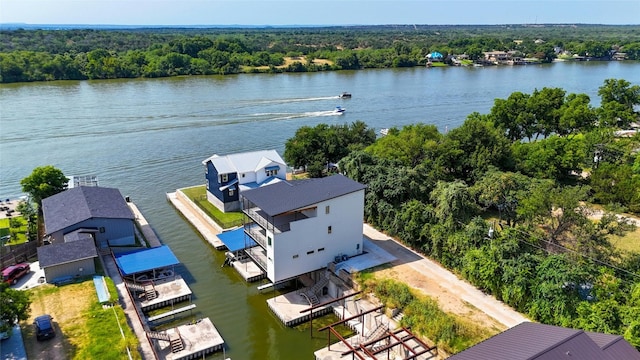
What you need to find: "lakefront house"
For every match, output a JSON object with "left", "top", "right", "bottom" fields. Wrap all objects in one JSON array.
[
  {"left": 240, "top": 174, "right": 366, "bottom": 284},
  {"left": 202, "top": 150, "right": 287, "bottom": 212}
]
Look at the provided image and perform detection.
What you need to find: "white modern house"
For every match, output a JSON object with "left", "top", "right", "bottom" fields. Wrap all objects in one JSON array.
[
  {"left": 240, "top": 174, "right": 366, "bottom": 284},
  {"left": 202, "top": 150, "right": 287, "bottom": 212}
]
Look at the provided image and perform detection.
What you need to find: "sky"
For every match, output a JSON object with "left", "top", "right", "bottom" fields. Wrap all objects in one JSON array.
[{"left": 0, "top": 0, "right": 638, "bottom": 26}]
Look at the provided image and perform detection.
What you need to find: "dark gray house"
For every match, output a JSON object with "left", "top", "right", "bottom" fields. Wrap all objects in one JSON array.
[
  {"left": 37, "top": 238, "right": 98, "bottom": 284},
  {"left": 449, "top": 322, "right": 640, "bottom": 360},
  {"left": 42, "top": 186, "right": 135, "bottom": 247}
]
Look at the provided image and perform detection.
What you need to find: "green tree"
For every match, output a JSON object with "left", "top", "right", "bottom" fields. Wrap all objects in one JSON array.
[
  {"left": 20, "top": 165, "right": 68, "bottom": 207},
  {"left": 430, "top": 180, "right": 476, "bottom": 230},
  {"left": 598, "top": 78, "right": 640, "bottom": 113},
  {"left": 0, "top": 282, "right": 31, "bottom": 336}
]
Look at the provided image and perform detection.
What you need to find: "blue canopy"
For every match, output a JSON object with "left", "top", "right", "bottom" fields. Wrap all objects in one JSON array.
[
  {"left": 428, "top": 51, "right": 443, "bottom": 58},
  {"left": 217, "top": 227, "right": 257, "bottom": 252},
  {"left": 114, "top": 245, "right": 180, "bottom": 276}
]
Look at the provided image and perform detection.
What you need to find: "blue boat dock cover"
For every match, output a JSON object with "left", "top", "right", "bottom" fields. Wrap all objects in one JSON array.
[
  {"left": 217, "top": 227, "right": 257, "bottom": 252},
  {"left": 114, "top": 245, "right": 180, "bottom": 276}
]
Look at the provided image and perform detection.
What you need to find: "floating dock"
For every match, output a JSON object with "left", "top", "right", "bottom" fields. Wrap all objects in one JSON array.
[
  {"left": 147, "top": 304, "right": 197, "bottom": 323},
  {"left": 151, "top": 317, "right": 225, "bottom": 360}
]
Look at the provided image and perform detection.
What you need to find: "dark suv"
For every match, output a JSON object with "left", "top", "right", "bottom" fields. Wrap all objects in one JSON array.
[{"left": 34, "top": 315, "right": 55, "bottom": 341}]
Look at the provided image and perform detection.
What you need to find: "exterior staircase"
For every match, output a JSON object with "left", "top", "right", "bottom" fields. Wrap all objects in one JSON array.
[
  {"left": 169, "top": 333, "right": 184, "bottom": 353},
  {"left": 147, "top": 331, "right": 170, "bottom": 341},
  {"left": 301, "top": 274, "right": 329, "bottom": 306},
  {"left": 365, "top": 322, "right": 388, "bottom": 343},
  {"left": 145, "top": 284, "right": 157, "bottom": 301}
]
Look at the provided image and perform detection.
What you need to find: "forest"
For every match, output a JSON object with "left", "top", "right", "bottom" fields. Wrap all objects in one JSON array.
[
  {"left": 283, "top": 78, "right": 640, "bottom": 348},
  {"left": 1, "top": 24, "right": 640, "bottom": 83}
]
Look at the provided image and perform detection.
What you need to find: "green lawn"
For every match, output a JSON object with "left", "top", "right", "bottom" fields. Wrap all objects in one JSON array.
[
  {"left": 180, "top": 185, "right": 243, "bottom": 229},
  {"left": 610, "top": 226, "right": 640, "bottom": 253},
  {"left": 0, "top": 216, "right": 28, "bottom": 244}
]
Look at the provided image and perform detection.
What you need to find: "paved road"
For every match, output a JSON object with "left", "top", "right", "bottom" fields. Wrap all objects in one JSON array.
[{"left": 363, "top": 224, "right": 529, "bottom": 329}]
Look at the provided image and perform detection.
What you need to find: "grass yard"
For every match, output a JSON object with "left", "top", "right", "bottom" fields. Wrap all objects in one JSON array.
[
  {"left": 0, "top": 216, "right": 28, "bottom": 244},
  {"left": 610, "top": 225, "right": 640, "bottom": 253},
  {"left": 23, "top": 279, "right": 140, "bottom": 360},
  {"left": 180, "top": 185, "right": 243, "bottom": 228}
]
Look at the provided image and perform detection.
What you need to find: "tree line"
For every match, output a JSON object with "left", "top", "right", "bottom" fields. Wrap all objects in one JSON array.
[
  {"left": 284, "top": 78, "right": 640, "bottom": 348},
  {"left": 1, "top": 25, "right": 640, "bottom": 83}
]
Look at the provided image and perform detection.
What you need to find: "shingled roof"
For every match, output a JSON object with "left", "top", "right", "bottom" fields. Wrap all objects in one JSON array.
[
  {"left": 42, "top": 186, "right": 134, "bottom": 235},
  {"left": 449, "top": 322, "right": 640, "bottom": 360},
  {"left": 241, "top": 174, "right": 366, "bottom": 216},
  {"left": 37, "top": 238, "right": 98, "bottom": 268}
]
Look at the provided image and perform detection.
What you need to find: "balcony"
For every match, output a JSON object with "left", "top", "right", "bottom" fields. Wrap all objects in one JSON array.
[
  {"left": 244, "top": 223, "right": 268, "bottom": 249},
  {"left": 245, "top": 245, "right": 267, "bottom": 271}
]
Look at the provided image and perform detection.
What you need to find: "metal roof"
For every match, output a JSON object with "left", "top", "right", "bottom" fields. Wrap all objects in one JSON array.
[
  {"left": 202, "top": 150, "right": 285, "bottom": 175},
  {"left": 241, "top": 174, "right": 366, "bottom": 216},
  {"left": 114, "top": 245, "right": 180, "bottom": 276},
  {"left": 37, "top": 238, "right": 98, "bottom": 268},
  {"left": 42, "top": 186, "right": 134, "bottom": 235},
  {"left": 449, "top": 322, "right": 640, "bottom": 360}
]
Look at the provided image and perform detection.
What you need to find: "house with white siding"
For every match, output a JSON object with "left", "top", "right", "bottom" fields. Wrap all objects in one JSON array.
[
  {"left": 202, "top": 150, "right": 287, "bottom": 212},
  {"left": 240, "top": 174, "right": 366, "bottom": 284}
]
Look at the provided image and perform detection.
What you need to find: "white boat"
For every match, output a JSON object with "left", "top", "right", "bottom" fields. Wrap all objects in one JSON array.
[
  {"left": 379, "top": 128, "right": 389, "bottom": 136},
  {"left": 338, "top": 92, "right": 352, "bottom": 98},
  {"left": 334, "top": 106, "right": 346, "bottom": 114}
]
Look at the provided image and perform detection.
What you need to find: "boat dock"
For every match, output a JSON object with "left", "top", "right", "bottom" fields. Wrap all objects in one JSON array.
[
  {"left": 267, "top": 290, "right": 333, "bottom": 326},
  {"left": 150, "top": 317, "right": 225, "bottom": 360},
  {"left": 139, "top": 276, "right": 193, "bottom": 312}
]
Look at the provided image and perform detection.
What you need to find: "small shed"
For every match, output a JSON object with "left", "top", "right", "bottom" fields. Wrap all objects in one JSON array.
[{"left": 37, "top": 238, "right": 98, "bottom": 284}]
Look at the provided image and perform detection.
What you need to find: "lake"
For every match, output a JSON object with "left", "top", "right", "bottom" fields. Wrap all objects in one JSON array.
[{"left": 0, "top": 61, "right": 639, "bottom": 359}]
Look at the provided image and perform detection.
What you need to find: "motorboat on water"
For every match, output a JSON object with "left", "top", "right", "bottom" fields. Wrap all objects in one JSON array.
[
  {"left": 379, "top": 128, "right": 389, "bottom": 136},
  {"left": 334, "top": 106, "right": 346, "bottom": 114},
  {"left": 338, "top": 92, "right": 352, "bottom": 98}
]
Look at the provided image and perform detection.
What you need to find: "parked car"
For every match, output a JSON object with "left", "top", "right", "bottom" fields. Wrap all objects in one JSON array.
[
  {"left": 1, "top": 262, "right": 30, "bottom": 285},
  {"left": 34, "top": 315, "right": 55, "bottom": 340}
]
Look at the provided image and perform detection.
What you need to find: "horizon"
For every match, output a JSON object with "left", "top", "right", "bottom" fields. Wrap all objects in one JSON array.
[{"left": 1, "top": 1, "right": 639, "bottom": 27}]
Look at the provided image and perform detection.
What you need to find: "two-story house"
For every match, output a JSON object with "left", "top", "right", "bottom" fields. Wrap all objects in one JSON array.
[
  {"left": 202, "top": 150, "right": 287, "bottom": 212},
  {"left": 240, "top": 174, "right": 366, "bottom": 284}
]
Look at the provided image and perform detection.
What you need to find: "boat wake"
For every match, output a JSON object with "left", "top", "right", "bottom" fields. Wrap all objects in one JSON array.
[{"left": 252, "top": 96, "right": 338, "bottom": 105}]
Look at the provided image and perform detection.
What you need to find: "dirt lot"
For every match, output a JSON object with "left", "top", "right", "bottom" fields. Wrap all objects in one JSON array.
[{"left": 363, "top": 224, "right": 529, "bottom": 332}]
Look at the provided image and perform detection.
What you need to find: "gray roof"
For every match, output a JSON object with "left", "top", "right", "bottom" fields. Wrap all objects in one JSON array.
[
  {"left": 42, "top": 186, "right": 134, "bottom": 235},
  {"left": 37, "top": 238, "right": 98, "bottom": 268},
  {"left": 241, "top": 174, "right": 366, "bottom": 216},
  {"left": 449, "top": 322, "right": 640, "bottom": 360},
  {"left": 202, "top": 150, "right": 285, "bottom": 174}
]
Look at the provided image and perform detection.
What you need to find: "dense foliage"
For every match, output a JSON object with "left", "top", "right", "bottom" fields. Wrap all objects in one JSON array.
[
  {"left": 299, "top": 79, "right": 639, "bottom": 346},
  {"left": 0, "top": 282, "right": 31, "bottom": 336},
  {"left": 1, "top": 25, "right": 639, "bottom": 83}
]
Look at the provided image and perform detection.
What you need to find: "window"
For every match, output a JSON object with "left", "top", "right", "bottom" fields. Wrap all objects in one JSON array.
[
  {"left": 357, "top": 244, "right": 360, "bottom": 250},
  {"left": 325, "top": 205, "right": 330, "bottom": 214},
  {"left": 318, "top": 247, "right": 325, "bottom": 252},
  {"left": 266, "top": 168, "right": 279, "bottom": 177},
  {"left": 99, "top": 227, "right": 105, "bottom": 233},
  {"left": 268, "top": 236, "right": 272, "bottom": 246},
  {"left": 293, "top": 254, "right": 299, "bottom": 259},
  {"left": 228, "top": 188, "right": 234, "bottom": 196},
  {"left": 242, "top": 173, "right": 245, "bottom": 178},
  {"left": 327, "top": 226, "right": 332, "bottom": 234},
  {"left": 220, "top": 174, "right": 228, "bottom": 182},
  {"left": 307, "top": 250, "right": 314, "bottom": 255}
]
